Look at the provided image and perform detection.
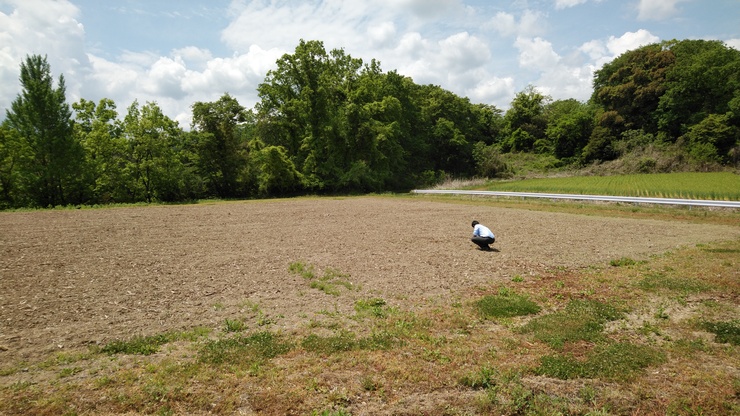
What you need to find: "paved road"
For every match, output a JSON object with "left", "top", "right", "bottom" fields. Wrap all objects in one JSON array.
[{"left": 411, "top": 189, "right": 740, "bottom": 209}]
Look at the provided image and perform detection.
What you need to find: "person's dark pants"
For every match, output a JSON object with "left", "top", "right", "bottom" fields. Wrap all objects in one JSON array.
[{"left": 472, "top": 236, "right": 495, "bottom": 250}]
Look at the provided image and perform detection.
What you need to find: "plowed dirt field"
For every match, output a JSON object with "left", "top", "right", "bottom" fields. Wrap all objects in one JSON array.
[{"left": 2, "top": 197, "right": 738, "bottom": 364}]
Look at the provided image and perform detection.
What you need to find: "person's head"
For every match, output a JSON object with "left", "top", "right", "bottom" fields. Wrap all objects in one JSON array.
[{"left": 471, "top": 220, "right": 479, "bottom": 227}]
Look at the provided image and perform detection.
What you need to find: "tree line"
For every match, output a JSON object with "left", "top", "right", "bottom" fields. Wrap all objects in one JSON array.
[{"left": 1, "top": 38, "right": 739, "bottom": 208}]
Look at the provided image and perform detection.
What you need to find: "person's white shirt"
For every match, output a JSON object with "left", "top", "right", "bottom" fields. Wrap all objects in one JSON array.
[{"left": 473, "top": 223, "right": 494, "bottom": 239}]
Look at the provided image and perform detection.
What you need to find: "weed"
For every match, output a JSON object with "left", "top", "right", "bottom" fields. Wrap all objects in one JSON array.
[
  {"left": 101, "top": 333, "right": 175, "bottom": 355},
  {"left": 361, "top": 375, "right": 381, "bottom": 391},
  {"left": 475, "top": 289, "right": 541, "bottom": 319},
  {"left": 579, "top": 385, "right": 597, "bottom": 404},
  {"left": 256, "top": 311, "right": 275, "bottom": 326},
  {"left": 537, "top": 342, "right": 666, "bottom": 381},
  {"left": 460, "top": 365, "right": 498, "bottom": 389},
  {"left": 519, "top": 299, "right": 623, "bottom": 349},
  {"left": 511, "top": 275, "right": 524, "bottom": 282},
  {"left": 354, "top": 298, "right": 388, "bottom": 318},
  {"left": 311, "top": 409, "right": 351, "bottom": 416},
  {"left": 701, "top": 320, "right": 740, "bottom": 345},
  {"left": 239, "top": 300, "right": 261, "bottom": 312},
  {"left": 610, "top": 257, "right": 638, "bottom": 267},
  {"left": 638, "top": 272, "right": 711, "bottom": 293},
  {"left": 224, "top": 318, "right": 246, "bottom": 332},
  {"left": 198, "top": 331, "right": 291, "bottom": 366},
  {"left": 302, "top": 330, "right": 401, "bottom": 354},
  {"left": 289, "top": 261, "right": 316, "bottom": 279},
  {"left": 58, "top": 366, "right": 83, "bottom": 378},
  {"left": 302, "top": 331, "right": 357, "bottom": 354}
]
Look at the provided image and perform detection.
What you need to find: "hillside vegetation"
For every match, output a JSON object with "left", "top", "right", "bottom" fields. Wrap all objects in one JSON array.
[{"left": 2, "top": 39, "right": 739, "bottom": 209}]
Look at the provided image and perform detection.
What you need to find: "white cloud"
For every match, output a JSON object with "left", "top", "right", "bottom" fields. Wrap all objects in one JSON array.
[
  {"left": 488, "top": 10, "right": 546, "bottom": 38},
  {"left": 367, "top": 21, "right": 397, "bottom": 48},
  {"left": 0, "top": 0, "right": 89, "bottom": 112},
  {"left": 386, "top": 0, "right": 463, "bottom": 19},
  {"left": 606, "top": 29, "right": 660, "bottom": 56},
  {"left": 725, "top": 38, "right": 740, "bottom": 51},
  {"left": 515, "top": 37, "right": 561, "bottom": 70},
  {"left": 439, "top": 32, "right": 491, "bottom": 72},
  {"left": 467, "top": 76, "right": 516, "bottom": 108},
  {"left": 554, "top": 0, "right": 590, "bottom": 9},
  {"left": 636, "top": 0, "right": 688, "bottom": 21}
]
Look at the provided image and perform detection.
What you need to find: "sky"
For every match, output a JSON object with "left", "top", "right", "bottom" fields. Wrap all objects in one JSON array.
[{"left": 1, "top": 0, "right": 739, "bottom": 128}]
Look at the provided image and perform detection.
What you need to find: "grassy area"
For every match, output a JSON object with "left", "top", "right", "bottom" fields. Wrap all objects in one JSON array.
[
  {"left": 472, "top": 172, "right": 740, "bottom": 200},
  {"left": 1, "top": 206, "right": 739, "bottom": 415}
]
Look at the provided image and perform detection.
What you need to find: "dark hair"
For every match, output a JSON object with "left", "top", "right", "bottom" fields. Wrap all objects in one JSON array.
[{"left": 472, "top": 220, "right": 479, "bottom": 227}]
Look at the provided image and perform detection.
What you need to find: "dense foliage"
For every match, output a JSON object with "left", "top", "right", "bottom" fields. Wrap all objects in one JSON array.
[{"left": 1, "top": 39, "right": 739, "bottom": 208}]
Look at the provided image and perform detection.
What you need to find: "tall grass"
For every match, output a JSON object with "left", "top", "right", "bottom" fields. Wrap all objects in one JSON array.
[{"left": 475, "top": 172, "right": 740, "bottom": 200}]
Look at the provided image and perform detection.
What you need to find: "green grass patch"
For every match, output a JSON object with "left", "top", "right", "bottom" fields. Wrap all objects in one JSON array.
[
  {"left": 610, "top": 257, "right": 640, "bottom": 267},
  {"left": 475, "top": 288, "right": 541, "bottom": 319},
  {"left": 198, "top": 331, "right": 291, "bottom": 366},
  {"left": 354, "top": 298, "right": 391, "bottom": 318},
  {"left": 519, "top": 299, "right": 624, "bottom": 349},
  {"left": 476, "top": 172, "right": 740, "bottom": 200},
  {"left": 290, "top": 262, "right": 356, "bottom": 296},
  {"left": 702, "top": 320, "right": 740, "bottom": 345},
  {"left": 289, "top": 261, "right": 316, "bottom": 279},
  {"left": 224, "top": 318, "right": 246, "bottom": 333},
  {"left": 301, "top": 330, "right": 401, "bottom": 354},
  {"left": 637, "top": 272, "right": 712, "bottom": 294},
  {"left": 537, "top": 342, "right": 667, "bottom": 381},
  {"left": 101, "top": 333, "right": 175, "bottom": 356},
  {"left": 459, "top": 365, "right": 498, "bottom": 390}
]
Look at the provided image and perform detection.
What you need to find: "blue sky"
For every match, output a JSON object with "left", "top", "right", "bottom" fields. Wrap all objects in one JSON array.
[{"left": 1, "top": 0, "right": 739, "bottom": 127}]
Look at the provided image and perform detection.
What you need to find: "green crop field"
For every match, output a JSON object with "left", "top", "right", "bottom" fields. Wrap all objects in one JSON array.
[{"left": 476, "top": 172, "right": 740, "bottom": 200}]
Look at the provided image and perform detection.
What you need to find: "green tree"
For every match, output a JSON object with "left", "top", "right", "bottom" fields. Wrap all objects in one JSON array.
[
  {"left": 502, "top": 86, "right": 550, "bottom": 153},
  {"left": 191, "top": 93, "right": 249, "bottom": 198},
  {"left": 252, "top": 142, "right": 303, "bottom": 196},
  {"left": 416, "top": 84, "right": 481, "bottom": 175},
  {"left": 0, "top": 124, "right": 29, "bottom": 207},
  {"left": 592, "top": 44, "right": 674, "bottom": 136},
  {"left": 657, "top": 39, "right": 740, "bottom": 138},
  {"left": 545, "top": 99, "right": 595, "bottom": 160},
  {"left": 5, "top": 54, "right": 85, "bottom": 207},
  {"left": 123, "top": 101, "right": 194, "bottom": 202},
  {"left": 72, "top": 98, "right": 129, "bottom": 203},
  {"left": 684, "top": 113, "right": 739, "bottom": 165}
]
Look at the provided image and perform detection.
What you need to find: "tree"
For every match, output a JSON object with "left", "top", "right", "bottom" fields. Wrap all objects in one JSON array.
[
  {"left": 545, "top": 99, "right": 595, "bottom": 160},
  {"left": 502, "top": 86, "right": 550, "bottom": 152},
  {"left": 657, "top": 40, "right": 740, "bottom": 138},
  {"left": 72, "top": 98, "right": 128, "bottom": 203},
  {"left": 684, "top": 113, "right": 739, "bottom": 165},
  {"left": 0, "top": 124, "right": 29, "bottom": 207},
  {"left": 122, "top": 101, "right": 193, "bottom": 202},
  {"left": 416, "top": 84, "right": 479, "bottom": 175},
  {"left": 5, "top": 55, "right": 85, "bottom": 207},
  {"left": 191, "top": 93, "right": 249, "bottom": 198},
  {"left": 592, "top": 44, "right": 674, "bottom": 136},
  {"left": 252, "top": 143, "right": 303, "bottom": 196}
]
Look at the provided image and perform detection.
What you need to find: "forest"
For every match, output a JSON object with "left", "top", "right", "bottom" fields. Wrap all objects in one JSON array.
[{"left": 1, "top": 38, "right": 739, "bottom": 208}]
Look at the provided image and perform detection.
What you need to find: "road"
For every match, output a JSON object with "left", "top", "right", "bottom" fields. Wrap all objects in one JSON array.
[{"left": 411, "top": 189, "right": 740, "bottom": 209}]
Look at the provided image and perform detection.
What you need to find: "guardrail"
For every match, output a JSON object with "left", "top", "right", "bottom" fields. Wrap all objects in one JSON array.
[{"left": 411, "top": 189, "right": 740, "bottom": 209}]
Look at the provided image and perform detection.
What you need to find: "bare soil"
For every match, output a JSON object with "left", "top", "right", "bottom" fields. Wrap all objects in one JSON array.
[{"left": 1, "top": 197, "right": 738, "bottom": 364}]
